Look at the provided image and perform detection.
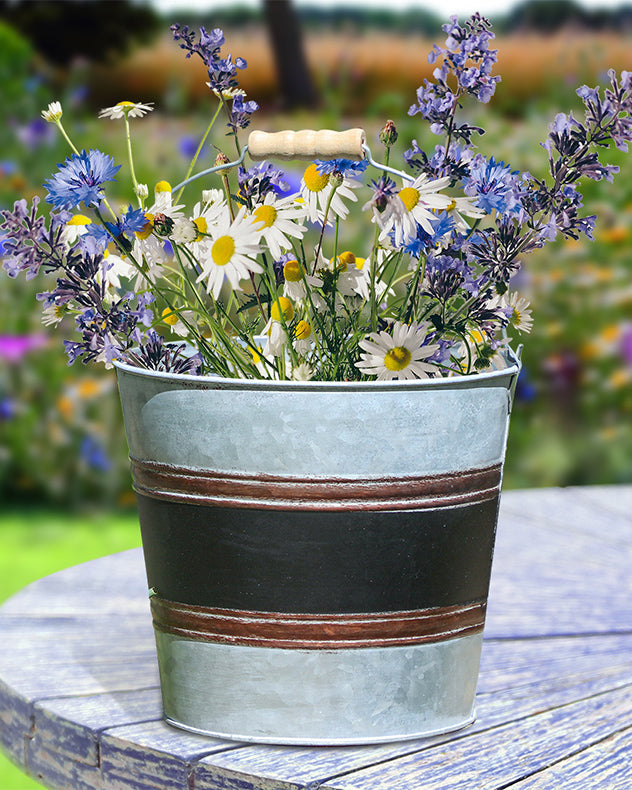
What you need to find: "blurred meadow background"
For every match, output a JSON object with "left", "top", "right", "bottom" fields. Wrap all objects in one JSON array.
[{"left": 1, "top": 0, "right": 632, "bottom": 785}]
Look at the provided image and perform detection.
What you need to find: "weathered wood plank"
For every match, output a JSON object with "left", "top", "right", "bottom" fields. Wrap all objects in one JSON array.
[
  {"left": 30, "top": 688, "right": 163, "bottom": 766},
  {"left": 319, "top": 684, "right": 632, "bottom": 789},
  {"left": 100, "top": 721, "right": 242, "bottom": 790},
  {"left": 513, "top": 725, "right": 632, "bottom": 789}
]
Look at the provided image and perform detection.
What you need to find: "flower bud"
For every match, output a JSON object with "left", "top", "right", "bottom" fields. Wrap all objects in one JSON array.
[
  {"left": 379, "top": 120, "right": 398, "bottom": 147},
  {"left": 153, "top": 212, "right": 174, "bottom": 236},
  {"left": 329, "top": 171, "right": 344, "bottom": 189}
]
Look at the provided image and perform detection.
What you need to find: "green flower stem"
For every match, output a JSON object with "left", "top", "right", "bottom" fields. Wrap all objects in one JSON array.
[
  {"left": 175, "top": 101, "right": 224, "bottom": 204},
  {"left": 123, "top": 115, "right": 140, "bottom": 198},
  {"left": 54, "top": 119, "right": 80, "bottom": 156}
]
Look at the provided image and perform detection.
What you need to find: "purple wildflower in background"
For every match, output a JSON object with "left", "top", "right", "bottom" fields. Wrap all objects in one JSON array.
[
  {"left": 0, "top": 334, "right": 47, "bottom": 363},
  {"left": 43, "top": 150, "right": 120, "bottom": 211},
  {"left": 171, "top": 24, "right": 247, "bottom": 94}
]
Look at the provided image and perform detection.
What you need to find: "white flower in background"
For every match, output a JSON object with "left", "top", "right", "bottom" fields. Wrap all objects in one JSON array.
[
  {"left": 379, "top": 174, "right": 452, "bottom": 246},
  {"left": 356, "top": 320, "right": 440, "bottom": 380},
  {"left": 98, "top": 101, "right": 154, "bottom": 120},
  {"left": 250, "top": 193, "right": 307, "bottom": 258},
  {"left": 299, "top": 163, "right": 358, "bottom": 225},
  {"left": 196, "top": 207, "right": 262, "bottom": 299}
]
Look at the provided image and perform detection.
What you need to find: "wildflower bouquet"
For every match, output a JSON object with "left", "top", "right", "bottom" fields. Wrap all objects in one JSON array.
[{"left": 3, "top": 14, "right": 632, "bottom": 382}]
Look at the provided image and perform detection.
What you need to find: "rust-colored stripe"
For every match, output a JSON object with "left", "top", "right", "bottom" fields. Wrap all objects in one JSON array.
[
  {"left": 131, "top": 457, "right": 502, "bottom": 511},
  {"left": 150, "top": 596, "right": 486, "bottom": 649}
]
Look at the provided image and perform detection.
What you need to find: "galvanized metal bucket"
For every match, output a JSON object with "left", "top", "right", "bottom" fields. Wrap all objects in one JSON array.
[{"left": 115, "top": 351, "right": 521, "bottom": 745}]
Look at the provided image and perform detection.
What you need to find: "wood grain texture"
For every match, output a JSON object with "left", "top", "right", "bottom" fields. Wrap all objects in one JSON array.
[{"left": 0, "top": 486, "right": 631, "bottom": 789}]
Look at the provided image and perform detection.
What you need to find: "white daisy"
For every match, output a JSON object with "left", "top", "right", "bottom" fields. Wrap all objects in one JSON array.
[
  {"left": 282, "top": 258, "right": 323, "bottom": 303},
  {"left": 299, "top": 163, "right": 358, "bottom": 225},
  {"left": 292, "top": 319, "right": 313, "bottom": 356},
  {"left": 98, "top": 101, "right": 154, "bottom": 120},
  {"left": 130, "top": 182, "right": 185, "bottom": 287},
  {"left": 291, "top": 361, "right": 314, "bottom": 381},
  {"left": 349, "top": 250, "right": 392, "bottom": 303},
  {"left": 490, "top": 291, "right": 534, "bottom": 333},
  {"left": 60, "top": 214, "right": 93, "bottom": 247},
  {"left": 355, "top": 321, "right": 440, "bottom": 381},
  {"left": 41, "top": 101, "right": 63, "bottom": 123},
  {"left": 379, "top": 174, "right": 452, "bottom": 246},
  {"left": 250, "top": 193, "right": 307, "bottom": 259},
  {"left": 262, "top": 296, "right": 294, "bottom": 357},
  {"left": 451, "top": 196, "right": 487, "bottom": 234},
  {"left": 196, "top": 207, "right": 263, "bottom": 299}
]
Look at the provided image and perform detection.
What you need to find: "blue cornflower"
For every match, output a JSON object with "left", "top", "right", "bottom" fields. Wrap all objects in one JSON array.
[
  {"left": 44, "top": 149, "right": 120, "bottom": 210},
  {"left": 315, "top": 158, "right": 369, "bottom": 177},
  {"left": 105, "top": 206, "right": 147, "bottom": 238},
  {"left": 464, "top": 155, "right": 521, "bottom": 215}
]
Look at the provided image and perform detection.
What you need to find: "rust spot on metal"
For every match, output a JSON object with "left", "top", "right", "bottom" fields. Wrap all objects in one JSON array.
[
  {"left": 130, "top": 457, "right": 503, "bottom": 512},
  {"left": 150, "top": 596, "right": 487, "bottom": 649}
]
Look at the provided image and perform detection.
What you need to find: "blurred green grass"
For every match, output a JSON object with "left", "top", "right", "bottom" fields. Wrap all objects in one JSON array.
[{"left": 0, "top": 509, "right": 141, "bottom": 790}]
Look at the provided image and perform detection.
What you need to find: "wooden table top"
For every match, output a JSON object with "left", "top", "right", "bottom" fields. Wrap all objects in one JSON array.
[{"left": 1, "top": 485, "right": 631, "bottom": 789}]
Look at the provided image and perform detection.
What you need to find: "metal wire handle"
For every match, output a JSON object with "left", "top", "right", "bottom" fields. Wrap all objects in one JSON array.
[{"left": 171, "top": 128, "right": 414, "bottom": 193}]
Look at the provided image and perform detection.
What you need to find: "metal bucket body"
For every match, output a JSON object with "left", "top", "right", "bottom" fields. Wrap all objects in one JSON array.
[{"left": 115, "top": 357, "right": 520, "bottom": 745}]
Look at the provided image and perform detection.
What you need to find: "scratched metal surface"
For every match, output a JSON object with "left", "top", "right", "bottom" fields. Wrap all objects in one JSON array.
[{"left": 0, "top": 485, "right": 631, "bottom": 789}]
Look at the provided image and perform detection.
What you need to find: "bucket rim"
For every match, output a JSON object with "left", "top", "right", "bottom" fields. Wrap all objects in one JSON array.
[{"left": 114, "top": 346, "right": 522, "bottom": 392}]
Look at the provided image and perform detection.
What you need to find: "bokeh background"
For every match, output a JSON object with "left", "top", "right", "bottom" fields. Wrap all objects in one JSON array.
[{"left": 1, "top": 0, "right": 631, "bottom": 786}]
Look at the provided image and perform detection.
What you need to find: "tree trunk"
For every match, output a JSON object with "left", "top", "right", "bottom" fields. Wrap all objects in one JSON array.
[{"left": 263, "top": 0, "right": 318, "bottom": 109}]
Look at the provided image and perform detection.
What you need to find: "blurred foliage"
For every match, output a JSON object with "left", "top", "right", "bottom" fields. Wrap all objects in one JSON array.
[
  {"left": 1, "top": 8, "right": 632, "bottom": 505},
  {"left": 0, "top": 0, "right": 161, "bottom": 67}
]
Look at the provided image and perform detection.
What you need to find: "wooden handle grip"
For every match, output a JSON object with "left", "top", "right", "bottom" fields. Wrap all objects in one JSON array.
[{"left": 248, "top": 128, "right": 366, "bottom": 161}]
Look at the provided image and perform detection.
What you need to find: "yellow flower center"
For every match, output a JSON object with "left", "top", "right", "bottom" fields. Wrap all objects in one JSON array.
[
  {"left": 116, "top": 101, "right": 136, "bottom": 109},
  {"left": 253, "top": 205, "right": 278, "bottom": 228},
  {"left": 335, "top": 250, "right": 356, "bottom": 272},
  {"left": 294, "top": 320, "right": 311, "bottom": 340},
  {"left": 161, "top": 308, "right": 179, "bottom": 326},
  {"left": 355, "top": 257, "right": 366, "bottom": 270},
  {"left": 384, "top": 345, "right": 412, "bottom": 371},
  {"left": 67, "top": 214, "right": 91, "bottom": 226},
  {"left": 303, "top": 163, "right": 330, "bottom": 192},
  {"left": 398, "top": 187, "right": 420, "bottom": 212},
  {"left": 283, "top": 259, "right": 303, "bottom": 282},
  {"left": 154, "top": 180, "right": 172, "bottom": 194},
  {"left": 270, "top": 296, "right": 294, "bottom": 322},
  {"left": 212, "top": 235, "right": 235, "bottom": 266},
  {"left": 193, "top": 216, "right": 207, "bottom": 241},
  {"left": 135, "top": 213, "right": 154, "bottom": 240}
]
